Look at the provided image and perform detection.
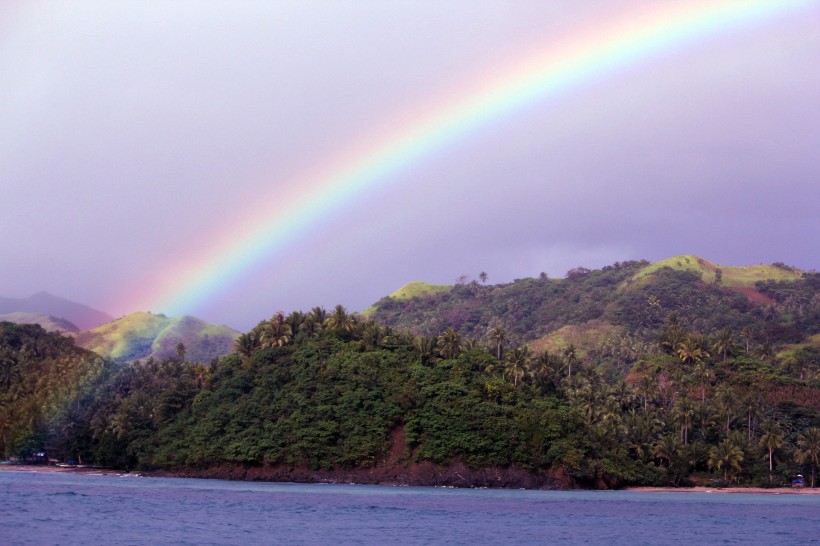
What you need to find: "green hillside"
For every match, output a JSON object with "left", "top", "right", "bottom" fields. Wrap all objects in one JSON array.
[
  {"left": 390, "top": 281, "right": 453, "bottom": 299},
  {"left": 528, "top": 320, "right": 623, "bottom": 358},
  {"left": 75, "top": 312, "right": 240, "bottom": 363},
  {"left": 0, "top": 321, "right": 111, "bottom": 460},
  {"left": 631, "top": 255, "right": 802, "bottom": 302},
  {"left": 28, "top": 296, "right": 820, "bottom": 488},
  {"left": 366, "top": 256, "right": 818, "bottom": 361},
  {"left": 362, "top": 282, "right": 452, "bottom": 316},
  {"left": 633, "top": 255, "right": 802, "bottom": 286},
  {"left": 4, "top": 256, "right": 818, "bottom": 489}
]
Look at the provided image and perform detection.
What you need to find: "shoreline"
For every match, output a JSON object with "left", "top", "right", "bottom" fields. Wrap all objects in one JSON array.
[
  {"left": 3, "top": 465, "right": 818, "bottom": 494},
  {"left": 0, "top": 464, "right": 125, "bottom": 476},
  {"left": 624, "top": 485, "right": 819, "bottom": 495}
]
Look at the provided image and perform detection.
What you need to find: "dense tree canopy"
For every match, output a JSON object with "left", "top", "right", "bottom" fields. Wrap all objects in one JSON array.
[{"left": 2, "top": 261, "right": 819, "bottom": 488}]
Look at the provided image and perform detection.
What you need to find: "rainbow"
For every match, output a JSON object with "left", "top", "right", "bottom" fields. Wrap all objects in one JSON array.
[{"left": 130, "top": 0, "right": 810, "bottom": 317}]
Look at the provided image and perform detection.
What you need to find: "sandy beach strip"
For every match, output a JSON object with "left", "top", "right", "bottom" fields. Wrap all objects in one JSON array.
[
  {"left": 624, "top": 485, "right": 819, "bottom": 495},
  {"left": 0, "top": 464, "right": 127, "bottom": 476}
]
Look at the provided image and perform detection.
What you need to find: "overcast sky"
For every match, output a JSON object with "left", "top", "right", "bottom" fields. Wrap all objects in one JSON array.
[{"left": 2, "top": 1, "right": 819, "bottom": 330}]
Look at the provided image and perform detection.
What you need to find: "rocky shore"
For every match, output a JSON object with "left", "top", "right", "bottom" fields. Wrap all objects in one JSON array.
[
  {"left": 145, "top": 461, "right": 576, "bottom": 489},
  {"left": 0, "top": 461, "right": 573, "bottom": 488}
]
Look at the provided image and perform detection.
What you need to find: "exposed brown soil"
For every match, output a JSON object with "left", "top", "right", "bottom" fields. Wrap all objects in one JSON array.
[
  {"left": 762, "top": 384, "right": 820, "bottom": 409},
  {"left": 733, "top": 286, "right": 774, "bottom": 305}
]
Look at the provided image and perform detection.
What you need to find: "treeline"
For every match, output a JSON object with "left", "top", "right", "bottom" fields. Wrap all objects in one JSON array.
[
  {"left": 0, "top": 322, "right": 108, "bottom": 460},
  {"left": 5, "top": 302, "right": 818, "bottom": 488},
  {"left": 369, "top": 265, "right": 820, "bottom": 353}
]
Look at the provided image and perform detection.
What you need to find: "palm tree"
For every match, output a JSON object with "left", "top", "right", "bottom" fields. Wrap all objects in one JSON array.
[
  {"left": 714, "top": 383, "right": 737, "bottom": 435},
  {"left": 479, "top": 272, "right": 488, "bottom": 284},
  {"left": 563, "top": 344, "right": 578, "bottom": 381},
  {"left": 713, "top": 328, "right": 735, "bottom": 362},
  {"left": 653, "top": 434, "right": 681, "bottom": 468},
  {"left": 233, "top": 331, "right": 260, "bottom": 357},
  {"left": 758, "top": 420, "right": 784, "bottom": 483},
  {"left": 259, "top": 313, "right": 292, "bottom": 348},
  {"left": 437, "top": 328, "right": 463, "bottom": 360},
  {"left": 622, "top": 410, "right": 654, "bottom": 463},
  {"left": 661, "top": 317, "right": 687, "bottom": 354},
  {"left": 636, "top": 370, "right": 656, "bottom": 413},
  {"left": 284, "top": 311, "right": 305, "bottom": 337},
  {"left": 709, "top": 440, "right": 744, "bottom": 482},
  {"left": 672, "top": 396, "right": 695, "bottom": 446},
  {"left": 300, "top": 316, "right": 319, "bottom": 337},
  {"left": 412, "top": 336, "right": 437, "bottom": 366},
  {"left": 534, "top": 350, "right": 561, "bottom": 388},
  {"left": 675, "top": 339, "right": 700, "bottom": 367},
  {"left": 325, "top": 304, "right": 356, "bottom": 332},
  {"left": 309, "top": 306, "right": 328, "bottom": 328},
  {"left": 505, "top": 345, "right": 531, "bottom": 387},
  {"left": 683, "top": 440, "right": 710, "bottom": 472},
  {"left": 644, "top": 295, "right": 662, "bottom": 326},
  {"left": 488, "top": 326, "right": 507, "bottom": 360},
  {"left": 362, "top": 322, "right": 385, "bottom": 350},
  {"left": 693, "top": 361, "right": 713, "bottom": 404},
  {"left": 740, "top": 327, "right": 753, "bottom": 356},
  {"left": 795, "top": 427, "right": 820, "bottom": 488},
  {"left": 176, "top": 342, "right": 187, "bottom": 361},
  {"left": 743, "top": 395, "right": 762, "bottom": 442}
]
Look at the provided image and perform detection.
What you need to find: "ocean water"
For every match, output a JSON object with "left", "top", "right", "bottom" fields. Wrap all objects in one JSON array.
[{"left": 1, "top": 471, "right": 818, "bottom": 545}]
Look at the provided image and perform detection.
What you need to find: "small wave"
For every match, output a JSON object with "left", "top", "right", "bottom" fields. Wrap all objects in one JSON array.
[{"left": 48, "top": 491, "right": 88, "bottom": 497}]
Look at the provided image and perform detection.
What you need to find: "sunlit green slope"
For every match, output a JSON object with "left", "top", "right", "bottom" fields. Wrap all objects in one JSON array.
[{"left": 75, "top": 311, "right": 240, "bottom": 362}]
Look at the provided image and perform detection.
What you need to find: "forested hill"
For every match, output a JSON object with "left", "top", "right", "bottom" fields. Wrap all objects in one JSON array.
[
  {"left": 0, "top": 322, "right": 111, "bottom": 461},
  {"left": 1, "top": 256, "right": 818, "bottom": 489},
  {"left": 366, "top": 256, "right": 818, "bottom": 366}
]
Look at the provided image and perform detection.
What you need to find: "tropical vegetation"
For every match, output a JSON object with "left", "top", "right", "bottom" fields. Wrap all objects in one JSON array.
[{"left": 1, "top": 257, "right": 818, "bottom": 489}]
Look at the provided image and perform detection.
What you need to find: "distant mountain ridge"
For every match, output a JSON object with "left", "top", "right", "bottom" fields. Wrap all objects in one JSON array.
[
  {"left": 0, "top": 293, "right": 244, "bottom": 363},
  {"left": 75, "top": 311, "right": 241, "bottom": 363},
  {"left": 0, "top": 291, "right": 113, "bottom": 330},
  {"left": 0, "top": 312, "right": 80, "bottom": 334}
]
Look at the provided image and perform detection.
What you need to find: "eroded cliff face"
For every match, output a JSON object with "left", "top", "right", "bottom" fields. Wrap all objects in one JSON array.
[{"left": 148, "top": 426, "right": 577, "bottom": 489}]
